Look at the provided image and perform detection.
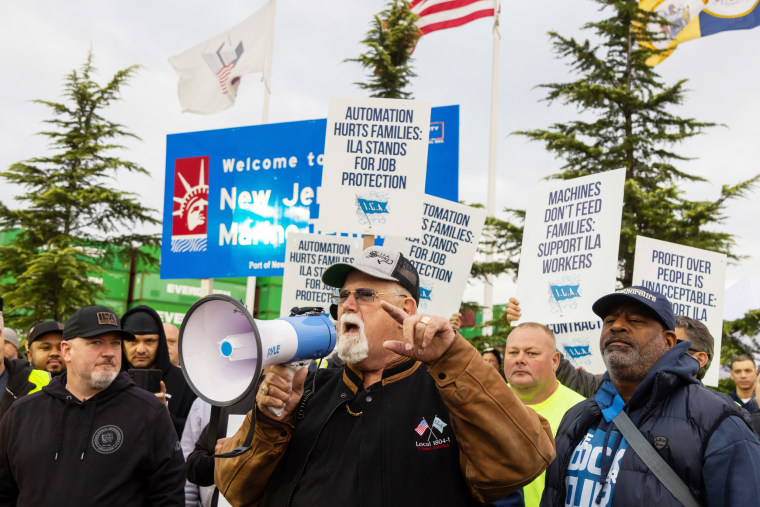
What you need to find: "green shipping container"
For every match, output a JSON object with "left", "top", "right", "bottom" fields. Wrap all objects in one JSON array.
[
  {"left": 132, "top": 273, "right": 247, "bottom": 306},
  {"left": 137, "top": 245, "right": 161, "bottom": 273},
  {"left": 88, "top": 270, "right": 129, "bottom": 300},
  {"left": 459, "top": 312, "right": 483, "bottom": 340},
  {"left": 256, "top": 276, "right": 284, "bottom": 317},
  {"left": 95, "top": 298, "right": 128, "bottom": 316},
  {"left": 257, "top": 285, "right": 282, "bottom": 316},
  {"left": 0, "top": 229, "right": 22, "bottom": 246},
  {"left": 257, "top": 276, "right": 283, "bottom": 287}
]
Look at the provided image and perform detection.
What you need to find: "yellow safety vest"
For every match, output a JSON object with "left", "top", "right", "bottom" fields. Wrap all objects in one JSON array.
[{"left": 27, "top": 369, "right": 51, "bottom": 394}]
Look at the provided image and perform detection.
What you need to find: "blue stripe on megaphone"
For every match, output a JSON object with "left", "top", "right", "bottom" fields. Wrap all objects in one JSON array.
[{"left": 285, "top": 314, "right": 337, "bottom": 361}]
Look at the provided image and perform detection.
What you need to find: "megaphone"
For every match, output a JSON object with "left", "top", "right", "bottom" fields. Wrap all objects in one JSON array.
[{"left": 179, "top": 294, "right": 336, "bottom": 408}]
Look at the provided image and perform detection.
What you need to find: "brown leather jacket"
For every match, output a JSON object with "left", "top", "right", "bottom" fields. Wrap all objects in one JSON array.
[{"left": 215, "top": 335, "right": 556, "bottom": 505}]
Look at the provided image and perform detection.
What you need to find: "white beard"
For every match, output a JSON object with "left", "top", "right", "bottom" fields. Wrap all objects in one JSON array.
[{"left": 336, "top": 313, "right": 369, "bottom": 364}]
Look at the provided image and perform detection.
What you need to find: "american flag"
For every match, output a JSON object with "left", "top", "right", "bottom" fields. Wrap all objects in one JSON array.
[
  {"left": 414, "top": 417, "right": 430, "bottom": 436},
  {"left": 409, "top": 0, "right": 497, "bottom": 35},
  {"left": 217, "top": 61, "right": 236, "bottom": 95}
]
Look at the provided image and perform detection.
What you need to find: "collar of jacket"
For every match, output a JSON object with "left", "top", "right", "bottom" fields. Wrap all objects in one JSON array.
[{"left": 342, "top": 356, "right": 421, "bottom": 394}]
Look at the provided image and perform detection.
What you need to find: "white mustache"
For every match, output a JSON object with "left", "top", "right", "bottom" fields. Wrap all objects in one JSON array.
[{"left": 340, "top": 313, "right": 365, "bottom": 334}]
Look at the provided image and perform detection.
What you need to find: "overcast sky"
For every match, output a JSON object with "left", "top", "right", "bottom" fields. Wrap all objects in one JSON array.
[{"left": 1, "top": 0, "right": 757, "bottom": 308}]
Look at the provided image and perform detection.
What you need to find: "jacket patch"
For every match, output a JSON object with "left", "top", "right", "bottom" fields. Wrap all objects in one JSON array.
[
  {"left": 652, "top": 435, "right": 668, "bottom": 450},
  {"left": 92, "top": 425, "right": 124, "bottom": 454},
  {"left": 414, "top": 415, "right": 451, "bottom": 451}
]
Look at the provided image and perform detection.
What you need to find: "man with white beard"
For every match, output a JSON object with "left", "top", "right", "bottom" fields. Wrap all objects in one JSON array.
[
  {"left": 216, "top": 246, "right": 556, "bottom": 506},
  {"left": 0, "top": 306, "right": 185, "bottom": 506}
]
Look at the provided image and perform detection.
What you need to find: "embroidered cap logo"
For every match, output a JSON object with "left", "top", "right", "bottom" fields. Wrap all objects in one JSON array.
[{"left": 96, "top": 312, "right": 118, "bottom": 327}]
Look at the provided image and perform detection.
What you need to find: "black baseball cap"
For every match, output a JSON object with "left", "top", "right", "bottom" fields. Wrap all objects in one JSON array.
[
  {"left": 63, "top": 306, "right": 136, "bottom": 341},
  {"left": 322, "top": 246, "right": 420, "bottom": 304},
  {"left": 592, "top": 286, "right": 676, "bottom": 331},
  {"left": 28, "top": 321, "right": 64, "bottom": 346}
]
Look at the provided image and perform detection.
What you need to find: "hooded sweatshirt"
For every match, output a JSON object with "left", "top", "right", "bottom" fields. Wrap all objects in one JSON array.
[
  {"left": 121, "top": 305, "right": 197, "bottom": 438},
  {"left": 0, "top": 371, "right": 185, "bottom": 506}
]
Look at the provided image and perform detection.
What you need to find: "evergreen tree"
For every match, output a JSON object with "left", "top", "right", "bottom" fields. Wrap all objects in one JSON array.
[
  {"left": 477, "top": 0, "right": 757, "bottom": 290},
  {"left": 348, "top": 0, "right": 420, "bottom": 99},
  {"left": 0, "top": 53, "right": 159, "bottom": 329}
]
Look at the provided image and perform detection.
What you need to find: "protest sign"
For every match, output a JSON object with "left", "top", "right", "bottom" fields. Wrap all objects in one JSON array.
[
  {"left": 632, "top": 236, "right": 727, "bottom": 386},
  {"left": 515, "top": 169, "right": 625, "bottom": 374},
  {"left": 161, "top": 106, "right": 457, "bottom": 279},
  {"left": 316, "top": 97, "right": 431, "bottom": 237},
  {"left": 548, "top": 320, "right": 606, "bottom": 373},
  {"left": 384, "top": 195, "right": 486, "bottom": 317},
  {"left": 517, "top": 169, "right": 625, "bottom": 323},
  {"left": 280, "top": 232, "right": 362, "bottom": 317}
]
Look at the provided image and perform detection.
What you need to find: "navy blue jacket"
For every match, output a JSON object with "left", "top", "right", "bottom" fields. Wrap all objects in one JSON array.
[
  {"left": 541, "top": 341, "right": 760, "bottom": 507},
  {"left": 730, "top": 389, "right": 759, "bottom": 413}
]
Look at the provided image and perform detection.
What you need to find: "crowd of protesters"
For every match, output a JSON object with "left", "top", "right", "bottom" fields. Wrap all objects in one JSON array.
[{"left": 0, "top": 247, "right": 759, "bottom": 506}]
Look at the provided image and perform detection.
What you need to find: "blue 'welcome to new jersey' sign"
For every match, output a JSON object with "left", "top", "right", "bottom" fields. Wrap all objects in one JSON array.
[{"left": 161, "top": 105, "right": 459, "bottom": 279}]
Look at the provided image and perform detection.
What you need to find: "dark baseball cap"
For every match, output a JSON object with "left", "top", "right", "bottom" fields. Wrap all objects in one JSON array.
[
  {"left": 322, "top": 246, "right": 420, "bottom": 304},
  {"left": 592, "top": 286, "right": 675, "bottom": 331},
  {"left": 28, "top": 320, "right": 64, "bottom": 346},
  {"left": 63, "top": 306, "right": 136, "bottom": 341}
]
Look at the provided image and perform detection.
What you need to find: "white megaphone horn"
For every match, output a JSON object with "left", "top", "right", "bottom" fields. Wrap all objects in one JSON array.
[{"left": 179, "top": 294, "right": 336, "bottom": 411}]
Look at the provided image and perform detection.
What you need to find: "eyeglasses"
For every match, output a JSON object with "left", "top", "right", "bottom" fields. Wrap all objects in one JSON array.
[{"left": 331, "top": 288, "right": 409, "bottom": 305}]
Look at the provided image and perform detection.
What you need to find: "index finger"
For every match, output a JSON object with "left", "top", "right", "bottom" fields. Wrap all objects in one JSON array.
[{"left": 380, "top": 300, "right": 409, "bottom": 324}]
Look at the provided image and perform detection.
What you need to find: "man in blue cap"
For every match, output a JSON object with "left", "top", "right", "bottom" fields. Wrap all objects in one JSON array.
[{"left": 541, "top": 286, "right": 760, "bottom": 507}]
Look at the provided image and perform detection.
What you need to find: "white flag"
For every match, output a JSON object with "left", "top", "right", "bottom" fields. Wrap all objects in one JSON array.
[{"left": 169, "top": 1, "right": 275, "bottom": 114}]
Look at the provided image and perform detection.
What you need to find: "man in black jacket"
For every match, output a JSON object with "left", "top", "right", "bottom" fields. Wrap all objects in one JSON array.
[
  {"left": 121, "top": 305, "right": 196, "bottom": 437},
  {"left": 0, "top": 311, "right": 50, "bottom": 419},
  {"left": 0, "top": 305, "right": 185, "bottom": 506},
  {"left": 0, "top": 346, "right": 50, "bottom": 419}
]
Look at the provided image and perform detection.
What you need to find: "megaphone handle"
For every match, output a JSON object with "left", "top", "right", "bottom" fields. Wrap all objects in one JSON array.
[{"left": 268, "top": 360, "right": 312, "bottom": 417}]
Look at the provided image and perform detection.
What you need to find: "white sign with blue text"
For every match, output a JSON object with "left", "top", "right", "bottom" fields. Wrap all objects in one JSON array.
[
  {"left": 384, "top": 195, "right": 487, "bottom": 317},
  {"left": 632, "top": 236, "right": 726, "bottom": 386},
  {"left": 317, "top": 97, "right": 431, "bottom": 236},
  {"left": 280, "top": 232, "right": 362, "bottom": 318},
  {"left": 516, "top": 169, "right": 625, "bottom": 374}
]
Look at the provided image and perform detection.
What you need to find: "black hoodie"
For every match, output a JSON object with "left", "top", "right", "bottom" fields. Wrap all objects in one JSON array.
[
  {"left": 121, "top": 305, "right": 197, "bottom": 438},
  {"left": 0, "top": 371, "right": 185, "bottom": 506}
]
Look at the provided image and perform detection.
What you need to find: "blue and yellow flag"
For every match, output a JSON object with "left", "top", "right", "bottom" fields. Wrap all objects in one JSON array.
[{"left": 640, "top": 0, "right": 760, "bottom": 65}]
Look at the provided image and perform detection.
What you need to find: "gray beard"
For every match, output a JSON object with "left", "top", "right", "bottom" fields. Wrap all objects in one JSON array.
[
  {"left": 86, "top": 369, "right": 118, "bottom": 390},
  {"left": 602, "top": 332, "right": 668, "bottom": 383}
]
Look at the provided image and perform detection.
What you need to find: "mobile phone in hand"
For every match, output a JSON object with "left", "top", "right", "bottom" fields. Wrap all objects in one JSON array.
[{"left": 128, "top": 369, "right": 162, "bottom": 393}]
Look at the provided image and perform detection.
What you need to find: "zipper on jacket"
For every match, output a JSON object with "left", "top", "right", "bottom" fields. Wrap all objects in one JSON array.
[
  {"left": 638, "top": 374, "right": 661, "bottom": 425},
  {"left": 285, "top": 395, "right": 353, "bottom": 506}
]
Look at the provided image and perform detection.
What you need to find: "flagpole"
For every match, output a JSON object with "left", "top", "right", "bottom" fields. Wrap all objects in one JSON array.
[
  {"left": 246, "top": 0, "right": 277, "bottom": 311},
  {"left": 483, "top": 1, "right": 501, "bottom": 337},
  {"left": 261, "top": 0, "right": 276, "bottom": 124}
]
